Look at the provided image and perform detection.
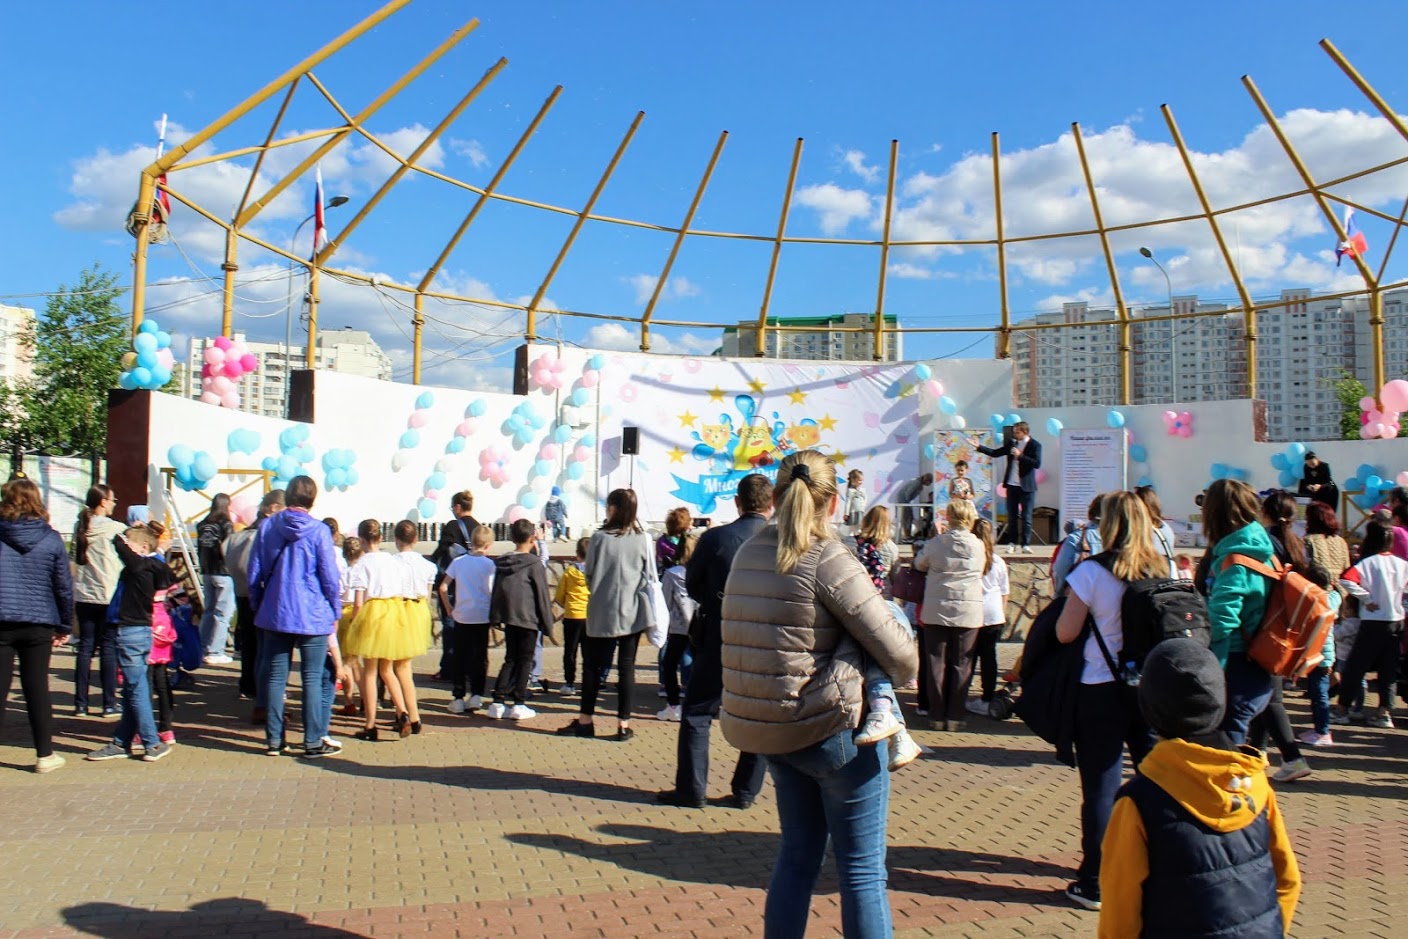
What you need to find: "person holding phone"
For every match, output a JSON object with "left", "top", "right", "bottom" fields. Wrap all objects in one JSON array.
[{"left": 977, "top": 421, "right": 1042, "bottom": 553}]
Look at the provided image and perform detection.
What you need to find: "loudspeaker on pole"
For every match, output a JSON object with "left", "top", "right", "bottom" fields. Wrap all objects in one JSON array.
[{"left": 621, "top": 426, "right": 640, "bottom": 455}]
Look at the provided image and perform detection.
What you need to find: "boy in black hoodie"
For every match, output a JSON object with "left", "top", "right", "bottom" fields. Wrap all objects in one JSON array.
[
  {"left": 485, "top": 519, "right": 553, "bottom": 722},
  {"left": 87, "top": 528, "right": 177, "bottom": 763}
]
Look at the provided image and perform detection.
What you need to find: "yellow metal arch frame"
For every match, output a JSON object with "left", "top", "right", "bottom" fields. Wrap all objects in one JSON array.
[{"left": 127, "top": 1, "right": 1408, "bottom": 391}]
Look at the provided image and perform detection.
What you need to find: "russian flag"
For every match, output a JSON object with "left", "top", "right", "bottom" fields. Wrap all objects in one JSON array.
[
  {"left": 312, "top": 164, "right": 326, "bottom": 259},
  {"left": 1336, "top": 207, "right": 1367, "bottom": 267}
]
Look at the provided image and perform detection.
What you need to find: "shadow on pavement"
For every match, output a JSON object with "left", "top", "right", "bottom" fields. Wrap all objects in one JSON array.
[{"left": 62, "top": 899, "right": 363, "bottom": 938}]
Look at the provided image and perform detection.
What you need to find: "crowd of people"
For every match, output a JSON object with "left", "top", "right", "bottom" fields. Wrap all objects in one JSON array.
[{"left": 2, "top": 454, "right": 1405, "bottom": 938}]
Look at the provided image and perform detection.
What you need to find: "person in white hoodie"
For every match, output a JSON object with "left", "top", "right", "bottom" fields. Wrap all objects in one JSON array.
[
  {"left": 1335, "top": 518, "right": 1408, "bottom": 729},
  {"left": 657, "top": 534, "right": 698, "bottom": 722}
]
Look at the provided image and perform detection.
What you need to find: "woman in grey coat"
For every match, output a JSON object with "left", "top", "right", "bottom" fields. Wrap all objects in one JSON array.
[{"left": 557, "top": 488, "right": 654, "bottom": 741}]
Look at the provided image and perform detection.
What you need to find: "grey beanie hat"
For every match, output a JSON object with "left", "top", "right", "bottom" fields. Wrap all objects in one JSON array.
[{"left": 1138, "top": 638, "right": 1227, "bottom": 740}]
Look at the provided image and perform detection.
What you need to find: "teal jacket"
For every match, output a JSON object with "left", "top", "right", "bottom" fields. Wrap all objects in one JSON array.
[{"left": 1206, "top": 522, "right": 1274, "bottom": 666}]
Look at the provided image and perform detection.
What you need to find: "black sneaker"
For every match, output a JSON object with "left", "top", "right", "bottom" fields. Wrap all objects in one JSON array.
[
  {"left": 300, "top": 745, "right": 336, "bottom": 759},
  {"left": 1065, "top": 881, "right": 1101, "bottom": 911},
  {"left": 724, "top": 793, "right": 756, "bottom": 810},
  {"left": 656, "top": 790, "right": 706, "bottom": 809}
]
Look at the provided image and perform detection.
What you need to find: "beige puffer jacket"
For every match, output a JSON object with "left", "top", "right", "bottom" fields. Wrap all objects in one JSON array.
[
  {"left": 914, "top": 529, "right": 984, "bottom": 628},
  {"left": 720, "top": 526, "right": 919, "bottom": 756}
]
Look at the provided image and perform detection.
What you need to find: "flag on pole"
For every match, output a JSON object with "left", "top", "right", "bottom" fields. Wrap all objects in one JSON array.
[
  {"left": 1336, "top": 207, "right": 1368, "bottom": 267},
  {"left": 153, "top": 113, "right": 171, "bottom": 225},
  {"left": 312, "top": 165, "right": 327, "bottom": 259}
]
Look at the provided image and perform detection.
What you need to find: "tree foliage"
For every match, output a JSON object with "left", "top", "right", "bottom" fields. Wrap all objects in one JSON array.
[{"left": 1325, "top": 370, "right": 1408, "bottom": 440}]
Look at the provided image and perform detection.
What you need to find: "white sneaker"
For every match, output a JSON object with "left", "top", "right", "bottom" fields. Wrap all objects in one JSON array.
[
  {"left": 321, "top": 736, "right": 343, "bottom": 753},
  {"left": 1271, "top": 757, "right": 1312, "bottom": 783},
  {"left": 1020, "top": 545, "right": 1034, "bottom": 555},
  {"left": 34, "top": 754, "right": 66, "bottom": 774},
  {"left": 467, "top": 695, "right": 485, "bottom": 710},
  {"left": 655, "top": 705, "right": 682, "bottom": 722},
  {"left": 965, "top": 698, "right": 992, "bottom": 717},
  {"left": 1298, "top": 730, "right": 1333, "bottom": 747},
  {"left": 505, "top": 704, "right": 537, "bottom": 720},
  {"left": 448, "top": 697, "right": 467, "bottom": 714},
  {"left": 855, "top": 706, "right": 902, "bottom": 745},
  {"left": 1369, "top": 710, "right": 1395, "bottom": 728},
  {"left": 204, "top": 653, "right": 234, "bottom": 665},
  {"left": 888, "top": 731, "right": 923, "bottom": 770},
  {"left": 484, "top": 702, "right": 507, "bottom": 720}
]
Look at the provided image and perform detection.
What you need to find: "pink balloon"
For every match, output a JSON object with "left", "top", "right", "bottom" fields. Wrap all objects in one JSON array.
[
  {"left": 424, "top": 488, "right": 440, "bottom": 500},
  {"left": 213, "top": 335, "right": 233, "bottom": 351},
  {"left": 240, "top": 353, "right": 257, "bottom": 372},
  {"left": 156, "top": 348, "right": 175, "bottom": 369},
  {"left": 1383, "top": 424, "right": 1400, "bottom": 439},
  {"left": 456, "top": 420, "right": 476, "bottom": 437},
  {"left": 996, "top": 484, "right": 1007, "bottom": 498},
  {"left": 573, "top": 446, "right": 591, "bottom": 463},
  {"left": 863, "top": 412, "right": 880, "bottom": 429},
  {"left": 203, "top": 347, "right": 225, "bottom": 366},
  {"left": 1361, "top": 424, "right": 1379, "bottom": 440},
  {"left": 1162, "top": 410, "right": 1178, "bottom": 423},
  {"left": 408, "top": 412, "right": 427, "bottom": 429},
  {"left": 1368, "top": 409, "right": 1383, "bottom": 424},
  {"left": 1382, "top": 379, "right": 1408, "bottom": 412},
  {"left": 1035, "top": 469, "right": 1048, "bottom": 485},
  {"left": 539, "top": 443, "right": 560, "bottom": 460},
  {"left": 580, "top": 371, "right": 599, "bottom": 388},
  {"left": 199, "top": 391, "right": 221, "bottom": 405},
  {"left": 223, "top": 360, "right": 243, "bottom": 379},
  {"left": 221, "top": 391, "right": 240, "bottom": 409},
  {"left": 925, "top": 380, "right": 943, "bottom": 397},
  {"left": 1178, "top": 425, "right": 1193, "bottom": 438},
  {"left": 507, "top": 506, "right": 531, "bottom": 523},
  {"left": 1362, "top": 411, "right": 1372, "bottom": 425},
  {"left": 206, "top": 375, "right": 231, "bottom": 395},
  {"left": 1359, "top": 396, "right": 1378, "bottom": 411}
]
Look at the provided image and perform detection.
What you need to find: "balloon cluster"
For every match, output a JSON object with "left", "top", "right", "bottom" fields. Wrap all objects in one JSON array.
[
  {"left": 198, "top": 336, "right": 258, "bottom": 409},
  {"left": 1269, "top": 442, "right": 1310, "bottom": 489},
  {"left": 226, "top": 428, "right": 261, "bottom": 455},
  {"left": 989, "top": 412, "right": 1021, "bottom": 431},
  {"left": 564, "top": 433, "right": 595, "bottom": 482},
  {"left": 528, "top": 349, "right": 567, "bottom": 392},
  {"left": 261, "top": 424, "right": 313, "bottom": 488},
  {"left": 1129, "top": 437, "right": 1152, "bottom": 488},
  {"left": 1208, "top": 462, "right": 1250, "bottom": 485},
  {"left": 1344, "top": 463, "right": 1391, "bottom": 510},
  {"left": 504, "top": 400, "right": 548, "bottom": 448},
  {"left": 479, "top": 444, "right": 511, "bottom": 487},
  {"left": 1161, "top": 409, "right": 1194, "bottom": 438},
  {"left": 448, "top": 399, "right": 488, "bottom": 455},
  {"left": 167, "top": 445, "right": 218, "bottom": 492},
  {"left": 1106, "top": 409, "right": 1126, "bottom": 429},
  {"left": 390, "top": 393, "right": 435, "bottom": 471},
  {"left": 1358, "top": 379, "right": 1408, "bottom": 439},
  {"left": 321, "top": 449, "right": 359, "bottom": 492},
  {"left": 119, "top": 320, "right": 175, "bottom": 391}
]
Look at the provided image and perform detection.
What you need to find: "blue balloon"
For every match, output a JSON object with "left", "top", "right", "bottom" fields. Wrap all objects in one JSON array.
[
  {"left": 467, "top": 399, "right": 487, "bottom": 418},
  {"left": 913, "top": 363, "right": 932, "bottom": 381},
  {"left": 136, "top": 349, "right": 158, "bottom": 370},
  {"left": 175, "top": 466, "right": 196, "bottom": 490},
  {"left": 1137, "top": 475, "right": 1153, "bottom": 487},
  {"left": 1210, "top": 463, "right": 1227, "bottom": 478},
  {"left": 922, "top": 443, "right": 936, "bottom": 461},
  {"left": 1106, "top": 410, "right": 1125, "bottom": 428},
  {"left": 276, "top": 455, "right": 300, "bottom": 479},
  {"left": 118, "top": 371, "right": 138, "bottom": 391},
  {"left": 1129, "top": 444, "right": 1148, "bottom": 464},
  {"left": 587, "top": 354, "right": 605, "bottom": 371},
  {"left": 1366, "top": 474, "right": 1384, "bottom": 492},
  {"left": 1270, "top": 453, "right": 1289, "bottom": 471},
  {"left": 150, "top": 367, "right": 171, "bottom": 388},
  {"left": 1046, "top": 417, "right": 1064, "bottom": 437},
  {"left": 446, "top": 437, "right": 465, "bottom": 454},
  {"left": 137, "top": 320, "right": 159, "bottom": 335},
  {"left": 345, "top": 468, "right": 360, "bottom": 487},
  {"left": 580, "top": 434, "right": 597, "bottom": 448},
  {"left": 1288, "top": 442, "right": 1307, "bottom": 459},
  {"left": 192, "top": 452, "right": 217, "bottom": 482},
  {"left": 228, "top": 430, "right": 259, "bottom": 455},
  {"left": 400, "top": 430, "right": 421, "bottom": 450},
  {"left": 554, "top": 424, "right": 574, "bottom": 444},
  {"left": 516, "top": 429, "right": 534, "bottom": 446},
  {"left": 990, "top": 413, "right": 1006, "bottom": 430},
  {"left": 1007, "top": 413, "right": 1022, "bottom": 426},
  {"left": 566, "top": 462, "right": 584, "bottom": 481},
  {"left": 279, "top": 427, "right": 301, "bottom": 450},
  {"left": 1354, "top": 493, "right": 1378, "bottom": 510},
  {"left": 415, "top": 391, "right": 435, "bottom": 410},
  {"left": 532, "top": 459, "right": 551, "bottom": 477},
  {"left": 327, "top": 467, "right": 348, "bottom": 489},
  {"left": 1279, "top": 469, "right": 1297, "bottom": 488},
  {"left": 1229, "top": 468, "right": 1249, "bottom": 482},
  {"left": 155, "top": 330, "right": 172, "bottom": 350},
  {"left": 295, "top": 444, "right": 315, "bottom": 464},
  {"left": 417, "top": 498, "right": 437, "bottom": 520},
  {"left": 427, "top": 472, "right": 447, "bottom": 491},
  {"left": 938, "top": 396, "right": 957, "bottom": 415},
  {"left": 133, "top": 333, "right": 157, "bottom": 354},
  {"left": 519, "top": 491, "right": 539, "bottom": 510},
  {"left": 130, "top": 366, "right": 152, "bottom": 388},
  {"left": 261, "top": 456, "right": 279, "bottom": 472},
  {"left": 1358, "top": 464, "right": 1377, "bottom": 481},
  {"left": 167, "top": 445, "right": 194, "bottom": 468},
  {"left": 570, "top": 389, "right": 590, "bottom": 407}
]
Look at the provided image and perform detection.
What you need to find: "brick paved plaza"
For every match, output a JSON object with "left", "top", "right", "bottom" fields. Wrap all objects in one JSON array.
[{"left": 1, "top": 642, "right": 1404, "bottom": 938}]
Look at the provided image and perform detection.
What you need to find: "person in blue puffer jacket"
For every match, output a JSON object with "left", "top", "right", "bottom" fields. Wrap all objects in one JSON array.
[
  {"left": 248, "top": 475, "right": 342, "bottom": 759},
  {"left": 0, "top": 477, "right": 75, "bottom": 774}
]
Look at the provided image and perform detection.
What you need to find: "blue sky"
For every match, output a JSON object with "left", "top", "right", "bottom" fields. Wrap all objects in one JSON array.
[{"left": 3, "top": 1, "right": 1408, "bottom": 387}]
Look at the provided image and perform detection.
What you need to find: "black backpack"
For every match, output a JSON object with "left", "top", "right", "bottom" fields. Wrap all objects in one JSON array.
[
  {"left": 1015, "top": 594, "right": 1088, "bottom": 767},
  {"left": 1091, "top": 553, "right": 1210, "bottom": 682}
]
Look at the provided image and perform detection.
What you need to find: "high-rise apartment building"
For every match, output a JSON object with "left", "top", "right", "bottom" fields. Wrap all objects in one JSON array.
[
  {"left": 0, "top": 304, "right": 36, "bottom": 385},
  {"left": 185, "top": 327, "right": 393, "bottom": 418},
  {"left": 1011, "top": 288, "right": 1402, "bottom": 441},
  {"left": 720, "top": 313, "right": 902, "bottom": 361}
]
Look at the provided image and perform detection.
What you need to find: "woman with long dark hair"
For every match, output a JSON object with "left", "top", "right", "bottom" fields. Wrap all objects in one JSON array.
[
  {"left": 0, "top": 478, "right": 75, "bottom": 772},
  {"left": 197, "top": 493, "right": 236, "bottom": 664},
  {"left": 71, "top": 484, "right": 124, "bottom": 716},
  {"left": 558, "top": 488, "right": 654, "bottom": 741}
]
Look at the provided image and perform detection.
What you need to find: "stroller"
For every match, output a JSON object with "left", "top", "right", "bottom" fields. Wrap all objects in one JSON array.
[{"left": 987, "top": 657, "right": 1021, "bottom": 721}]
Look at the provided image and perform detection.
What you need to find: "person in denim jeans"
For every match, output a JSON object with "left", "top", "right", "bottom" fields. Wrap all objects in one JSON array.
[
  {"left": 70, "top": 485, "right": 125, "bottom": 716},
  {"left": 196, "top": 494, "right": 236, "bottom": 664},
  {"left": 720, "top": 451, "right": 918, "bottom": 938},
  {"left": 247, "top": 476, "right": 343, "bottom": 759}
]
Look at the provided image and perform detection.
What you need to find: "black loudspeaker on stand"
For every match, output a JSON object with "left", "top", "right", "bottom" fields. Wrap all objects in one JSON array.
[{"left": 622, "top": 426, "right": 640, "bottom": 490}]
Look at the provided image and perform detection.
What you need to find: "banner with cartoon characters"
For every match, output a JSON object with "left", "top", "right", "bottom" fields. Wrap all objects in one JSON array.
[{"left": 931, "top": 430, "right": 996, "bottom": 521}]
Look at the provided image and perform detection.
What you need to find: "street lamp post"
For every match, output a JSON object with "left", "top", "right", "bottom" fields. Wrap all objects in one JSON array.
[
  {"left": 1139, "top": 247, "right": 1177, "bottom": 404},
  {"left": 284, "top": 195, "right": 349, "bottom": 412}
]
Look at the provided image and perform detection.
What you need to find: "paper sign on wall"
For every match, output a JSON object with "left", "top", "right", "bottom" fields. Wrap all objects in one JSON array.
[{"left": 1060, "top": 429, "right": 1128, "bottom": 531}]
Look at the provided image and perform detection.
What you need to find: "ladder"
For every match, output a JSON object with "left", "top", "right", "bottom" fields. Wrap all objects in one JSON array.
[{"left": 159, "top": 485, "right": 206, "bottom": 613}]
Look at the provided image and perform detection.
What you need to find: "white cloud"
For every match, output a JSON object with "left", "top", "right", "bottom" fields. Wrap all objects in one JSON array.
[
  {"left": 583, "top": 322, "right": 717, "bottom": 356},
  {"left": 793, "top": 183, "right": 872, "bottom": 236},
  {"left": 1035, "top": 286, "right": 1115, "bottom": 311},
  {"left": 622, "top": 273, "right": 701, "bottom": 305},
  {"left": 450, "top": 138, "right": 489, "bottom": 169},
  {"left": 887, "top": 262, "right": 938, "bottom": 280},
  {"left": 841, "top": 149, "right": 880, "bottom": 184}
]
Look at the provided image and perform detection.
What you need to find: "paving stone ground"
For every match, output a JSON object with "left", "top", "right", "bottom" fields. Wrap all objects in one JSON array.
[{"left": 1, "top": 635, "right": 1404, "bottom": 938}]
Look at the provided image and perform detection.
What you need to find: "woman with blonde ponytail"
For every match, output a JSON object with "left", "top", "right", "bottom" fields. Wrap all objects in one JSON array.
[{"left": 720, "top": 450, "right": 917, "bottom": 938}]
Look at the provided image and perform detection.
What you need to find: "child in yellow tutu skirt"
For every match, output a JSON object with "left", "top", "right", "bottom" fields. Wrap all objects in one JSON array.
[
  {"left": 335, "top": 538, "right": 365, "bottom": 716},
  {"left": 344, "top": 520, "right": 432, "bottom": 739}
]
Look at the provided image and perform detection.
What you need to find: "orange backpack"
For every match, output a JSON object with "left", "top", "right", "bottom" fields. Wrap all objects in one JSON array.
[{"left": 1221, "top": 554, "right": 1336, "bottom": 678}]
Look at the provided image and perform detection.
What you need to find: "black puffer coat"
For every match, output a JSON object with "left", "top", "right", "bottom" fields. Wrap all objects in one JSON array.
[{"left": 0, "top": 518, "right": 75, "bottom": 630}]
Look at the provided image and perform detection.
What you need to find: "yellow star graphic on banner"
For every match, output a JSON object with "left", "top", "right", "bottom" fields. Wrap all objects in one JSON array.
[
  {"left": 818, "top": 414, "right": 838, "bottom": 432},
  {"left": 667, "top": 447, "right": 687, "bottom": 464},
  {"left": 787, "top": 387, "right": 808, "bottom": 405},
  {"left": 708, "top": 386, "right": 726, "bottom": 403},
  {"left": 679, "top": 410, "right": 698, "bottom": 428},
  {"left": 831, "top": 450, "right": 848, "bottom": 467},
  {"left": 747, "top": 377, "right": 767, "bottom": 395}
]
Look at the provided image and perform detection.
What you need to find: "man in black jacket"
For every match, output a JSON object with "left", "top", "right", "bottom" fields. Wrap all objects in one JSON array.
[
  {"left": 977, "top": 421, "right": 1042, "bottom": 553},
  {"left": 658, "top": 473, "right": 773, "bottom": 809},
  {"left": 430, "top": 490, "right": 480, "bottom": 681}
]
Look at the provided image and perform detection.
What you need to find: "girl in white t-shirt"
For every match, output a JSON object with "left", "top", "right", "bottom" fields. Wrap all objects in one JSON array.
[
  {"left": 1053, "top": 490, "right": 1171, "bottom": 910},
  {"left": 967, "top": 518, "right": 1009, "bottom": 717},
  {"left": 334, "top": 538, "right": 365, "bottom": 716}
]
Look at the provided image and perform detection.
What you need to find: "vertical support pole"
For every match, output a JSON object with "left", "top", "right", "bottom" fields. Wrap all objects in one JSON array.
[
  {"left": 1071, "top": 123, "right": 1132, "bottom": 404},
  {"left": 873, "top": 140, "right": 898, "bottom": 361},
  {"left": 640, "top": 130, "right": 728, "bottom": 352},
  {"left": 756, "top": 138, "right": 804, "bottom": 356},
  {"left": 305, "top": 265, "right": 321, "bottom": 370},
  {"left": 220, "top": 227, "right": 238, "bottom": 338},
  {"left": 525, "top": 111, "right": 644, "bottom": 343},
  {"left": 130, "top": 173, "right": 156, "bottom": 334},
  {"left": 992, "top": 133, "right": 1011, "bottom": 359},
  {"left": 413, "top": 292, "right": 425, "bottom": 384},
  {"left": 1242, "top": 75, "right": 1381, "bottom": 389},
  {"left": 1162, "top": 104, "right": 1259, "bottom": 399}
]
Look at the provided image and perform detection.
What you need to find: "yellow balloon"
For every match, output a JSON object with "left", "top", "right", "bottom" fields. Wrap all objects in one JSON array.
[{"left": 120, "top": 352, "right": 137, "bottom": 369}]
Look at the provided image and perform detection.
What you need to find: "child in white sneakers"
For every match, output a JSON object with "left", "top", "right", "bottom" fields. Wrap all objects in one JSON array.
[
  {"left": 854, "top": 601, "right": 923, "bottom": 769},
  {"left": 485, "top": 519, "right": 553, "bottom": 721},
  {"left": 437, "top": 524, "right": 496, "bottom": 713}
]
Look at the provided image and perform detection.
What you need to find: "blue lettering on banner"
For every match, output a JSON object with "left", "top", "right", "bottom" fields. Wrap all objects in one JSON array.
[{"left": 670, "top": 466, "right": 780, "bottom": 514}]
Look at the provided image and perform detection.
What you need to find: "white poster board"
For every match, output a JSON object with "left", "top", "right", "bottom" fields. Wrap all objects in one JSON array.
[
  {"left": 33, "top": 456, "right": 90, "bottom": 536},
  {"left": 1060, "top": 429, "right": 1128, "bottom": 531}
]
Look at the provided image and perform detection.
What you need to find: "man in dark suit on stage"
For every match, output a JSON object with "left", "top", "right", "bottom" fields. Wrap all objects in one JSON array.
[{"left": 977, "top": 421, "right": 1042, "bottom": 553}]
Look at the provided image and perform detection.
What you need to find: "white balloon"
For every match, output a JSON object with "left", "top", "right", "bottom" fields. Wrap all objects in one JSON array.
[
  {"left": 951, "top": 415, "right": 967, "bottom": 429},
  {"left": 435, "top": 457, "right": 455, "bottom": 473},
  {"left": 391, "top": 451, "right": 408, "bottom": 472},
  {"left": 530, "top": 474, "right": 551, "bottom": 493}
]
